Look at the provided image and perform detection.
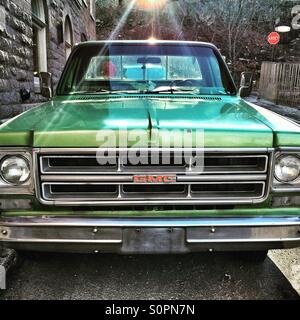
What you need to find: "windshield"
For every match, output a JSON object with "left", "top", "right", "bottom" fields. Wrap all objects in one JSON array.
[{"left": 57, "top": 43, "right": 237, "bottom": 96}]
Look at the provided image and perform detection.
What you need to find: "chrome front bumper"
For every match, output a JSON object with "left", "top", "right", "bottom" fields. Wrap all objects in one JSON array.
[{"left": 0, "top": 216, "right": 300, "bottom": 253}]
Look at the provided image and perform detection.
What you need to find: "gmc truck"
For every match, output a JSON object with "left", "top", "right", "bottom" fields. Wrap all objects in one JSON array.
[{"left": 0, "top": 40, "right": 299, "bottom": 261}]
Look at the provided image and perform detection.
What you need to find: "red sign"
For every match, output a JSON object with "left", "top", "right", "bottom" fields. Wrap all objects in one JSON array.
[
  {"left": 267, "top": 32, "right": 280, "bottom": 45},
  {"left": 133, "top": 175, "right": 177, "bottom": 183}
]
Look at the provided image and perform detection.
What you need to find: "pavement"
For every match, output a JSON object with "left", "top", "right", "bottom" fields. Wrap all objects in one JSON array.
[
  {"left": 0, "top": 251, "right": 299, "bottom": 300},
  {"left": 269, "top": 249, "right": 300, "bottom": 294},
  {"left": 245, "top": 95, "right": 300, "bottom": 297},
  {"left": 0, "top": 249, "right": 18, "bottom": 270}
]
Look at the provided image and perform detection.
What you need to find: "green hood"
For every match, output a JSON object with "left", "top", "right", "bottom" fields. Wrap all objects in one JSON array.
[{"left": 0, "top": 95, "right": 299, "bottom": 148}]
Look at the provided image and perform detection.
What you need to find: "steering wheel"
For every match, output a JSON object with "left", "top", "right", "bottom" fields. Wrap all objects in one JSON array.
[{"left": 170, "top": 79, "right": 198, "bottom": 87}]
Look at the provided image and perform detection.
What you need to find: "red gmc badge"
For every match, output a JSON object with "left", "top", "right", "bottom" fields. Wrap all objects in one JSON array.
[{"left": 133, "top": 175, "right": 177, "bottom": 183}]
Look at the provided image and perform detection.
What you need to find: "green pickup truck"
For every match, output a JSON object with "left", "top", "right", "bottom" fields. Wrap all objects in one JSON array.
[{"left": 0, "top": 40, "right": 299, "bottom": 259}]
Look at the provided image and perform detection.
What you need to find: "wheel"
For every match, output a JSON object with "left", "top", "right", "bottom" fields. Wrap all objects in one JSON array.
[{"left": 236, "top": 250, "right": 268, "bottom": 263}]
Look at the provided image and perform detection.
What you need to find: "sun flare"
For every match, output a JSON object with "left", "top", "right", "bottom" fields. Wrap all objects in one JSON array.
[{"left": 136, "top": 0, "right": 167, "bottom": 10}]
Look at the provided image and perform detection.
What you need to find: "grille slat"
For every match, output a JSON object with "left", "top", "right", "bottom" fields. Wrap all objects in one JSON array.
[
  {"left": 40, "top": 153, "right": 268, "bottom": 174},
  {"left": 123, "top": 184, "right": 187, "bottom": 194},
  {"left": 36, "top": 149, "right": 271, "bottom": 205},
  {"left": 41, "top": 182, "right": 265, "bottom": 201}
]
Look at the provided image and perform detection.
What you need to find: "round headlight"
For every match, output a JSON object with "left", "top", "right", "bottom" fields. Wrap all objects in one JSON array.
[
  {"left": 275, "top": 155, "right": 300, "bottom": 183},
  {"left": 0, "top": 156, "right": 30, "bottom": 185}
]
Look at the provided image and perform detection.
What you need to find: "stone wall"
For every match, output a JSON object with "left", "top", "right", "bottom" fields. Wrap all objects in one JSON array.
[
  {"left": 48, "top": 0, "right": 96, "bottom": 87},
  {"left": 0, "top": 0, "right": 34, "bottom": 119},
  {"left": 97, "top": 0, "right": 120, "bottom": 8},
  {"left": 0, "top": 0, "right": 96, "bottom": 120}
]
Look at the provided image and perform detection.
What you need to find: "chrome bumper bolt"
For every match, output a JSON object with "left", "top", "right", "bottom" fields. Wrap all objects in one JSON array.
[
  {"left": 1, "top": 230, "right": 7, "bottom": 235},
  {"left": 93, "top": 228, "right": 98, "bottom": 233},
  {"left": 210, "top": 227, "right": 216, "bottom": 233}
]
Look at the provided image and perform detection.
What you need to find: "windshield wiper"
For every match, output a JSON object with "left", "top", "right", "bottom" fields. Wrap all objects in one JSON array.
[
  {"left": 144, "top": 86, "right": 200, "bottom": 94},
  {"left": 71, "top": 88, "right": 234, "bottom": 96},
  {"left": 71, "top": 89, "right": 111, "bottom": 94},
  {"left": 71, "top": 89, "right": 141, "bottom": 95}
]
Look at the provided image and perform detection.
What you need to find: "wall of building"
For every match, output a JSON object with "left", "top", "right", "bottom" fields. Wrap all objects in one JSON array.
[
  {"left": 97, "top": 0, "right": 120, "bottom": 8},
  {"left": 48, "top": 0, "right": 96, "bottom": 87},
  {"left": 0, "top": 0, "right": 96, "bottom": 120}
]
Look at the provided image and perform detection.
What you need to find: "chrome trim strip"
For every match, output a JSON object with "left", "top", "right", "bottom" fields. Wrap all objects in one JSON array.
[
  {"left": 273, "top": 187, "right": 300, "bottom": 192},
  {"left": 33, "top": 148, "right": 40, "bottom": 200},
  {"left": 177, "top": 175, "right": 267, "bottom": 182},
  {"left": 39, "top": 199, "right": 265, "bottom": 205},
  {"left": 41, "top": 175, "right": 134, "bottom": 182},
  {"left": 1, "top": 216, "right": 299, "bottom": 227},
  {"left": 1, "top": 239, "right": 122, "bottom": 244},
  {"left": 38, "top": 148, "right": 274, "bottom": 153},
  {"left": 187, "top": 238, "right": 300, "bottom": 244},
  {"left": 40, "top": 174, "right": 267, "bottom": 182}
]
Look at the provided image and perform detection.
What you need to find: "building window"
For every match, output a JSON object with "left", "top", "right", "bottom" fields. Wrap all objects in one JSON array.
[
  {"left": 31, "top": 0, "right": 47, "bottom": 73},
  {"left": 64, "top": 15, "right": 73, "bottom": 60}
]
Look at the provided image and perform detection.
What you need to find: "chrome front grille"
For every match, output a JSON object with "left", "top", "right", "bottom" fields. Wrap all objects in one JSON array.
[{"left": 35, "top": 148, "right": 272, "bottom": 206}]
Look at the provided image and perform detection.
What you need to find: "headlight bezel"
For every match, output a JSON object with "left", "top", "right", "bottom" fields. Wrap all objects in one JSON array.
[
  {"left": 0, "top": 149, "right": 33, "bottom": 195},
  {"left": 0, "top": 155, "right": 31, "bottom": 185},
  {"left": 274, "top": 154, "right": 300, "bottom": 183},
  {"left": 273, "top": 150, "right": 300, "bottom": 192}
]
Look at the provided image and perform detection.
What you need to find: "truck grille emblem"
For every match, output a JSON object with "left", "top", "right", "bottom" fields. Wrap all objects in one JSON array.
[{"left": 133, "top": 175, "right": 177, "bottom": 183}]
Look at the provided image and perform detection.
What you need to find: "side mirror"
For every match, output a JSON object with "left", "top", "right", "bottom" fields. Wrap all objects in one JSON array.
[
  {"left": 239, "top": 71, "right": 253, "bottom": 98},
  {"left": 39, "top": 72, "right": 53, "bottom": 99}
]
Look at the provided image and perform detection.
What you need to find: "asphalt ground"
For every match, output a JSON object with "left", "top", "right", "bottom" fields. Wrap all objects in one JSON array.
[{"left": 0, "top": 251, "right": 299, "bottom": 300}]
